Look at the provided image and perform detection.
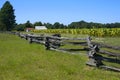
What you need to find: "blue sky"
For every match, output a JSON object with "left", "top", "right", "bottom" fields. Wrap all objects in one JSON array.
[{"left": 0, "top": 0, "right": 120, "bottom": 25}]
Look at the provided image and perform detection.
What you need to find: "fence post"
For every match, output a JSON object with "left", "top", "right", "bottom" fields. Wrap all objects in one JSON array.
[
  {"left": 17, "top": 32, "right": 20, "bottom": 37},
  {"left": 52, "top": 34, "right": 61, "bottom": 49},
  {"left": 28, "top": 37, "right": 32, "bottom": 44},
  {"left": 86, "top": 37, "right": 103, "bottom": 67},
  {"left": 45, "top": 37, "right": 50, "bottom": 50},
  {"left": 25, "top": 34, "right": 28, "bottom": 40}
]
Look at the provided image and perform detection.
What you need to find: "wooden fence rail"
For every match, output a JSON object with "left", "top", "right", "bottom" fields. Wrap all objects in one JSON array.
[
  {"left": 9, "top": 32, "right": 120, "bottom": 72},
  {"left": 86, "top": 37, "right": 120, "bottom": 72},
  {"left": 92, "top": 42, "right": 120, "bottom": 50}
]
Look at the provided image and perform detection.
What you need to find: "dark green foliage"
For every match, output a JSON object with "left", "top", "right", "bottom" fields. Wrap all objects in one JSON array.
[
  {"left": 105, "top": 23, "right": 120, "bottom": 28},
  {"left": 53, "top": 22, "right": 66, "bottom": 29},
  {"left": 14, "top": 20, "right": 33, "bottom": 31},
  {"left": 68, "top": 21, "right": 103, "bottom": 29},
  {"left": 44, "top": 23, "right": 53, "bottom": 29},
  {"left": 15, "top": 20, "right": 120, "bottom": 29},
  {"left": 68, "top": 21, "right": 120, "bottom": 29},
  {"left": 0, "top": 1, "right": 16, "bottom": 31},
  {"left": 0, "top": 21, "right": 6, "bottom": 31},
  {"left": 34, "top": 21, "right": 43, "bottom": 26},
  {"left": 68, "top": 20, "right": 88, "bottom": 28},
  {"left": 43, "top": 22, "right": 66, "bottom": 29},
  {"left": 25, "top": 20, "right": 33, "bottom": 28},
  {"left": 53, "top": 22, "right": 60, "bottom": 29},
  {"left": 14, "top": 24, "right": 25, "bottom": 31}
]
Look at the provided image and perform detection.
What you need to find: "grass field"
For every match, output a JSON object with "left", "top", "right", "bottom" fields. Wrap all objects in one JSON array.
[{"left": 0, "top": 33, "right": 120, "bottom": 80}]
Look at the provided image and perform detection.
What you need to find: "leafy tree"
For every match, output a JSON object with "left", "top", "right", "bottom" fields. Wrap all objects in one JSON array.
[
  {"left": 68, "top": 20, "right": 87, "bottom": 28},
  {"left": 14, "top": 24, "right": 25, "bottom": 31},
  {"left": 68, "top": 20, "right": 106, "bottom": 29},
  {"left": 53, "top": 22, "right": 61, "bottom": 29},
  {"left": 44, "top": 23, "right": 53, "bottom": 29},
  {"left": 25, "top": 20, "right": 33, "bottom": 28},
  {"left": 34, "top": 21, "right": 42, "bottom": 26},
  {"left": 53, "top": 22, "right": 66, "bottom": 29},
  {"left": 0, "top": 1, "right": 16, "bottom": 31}
]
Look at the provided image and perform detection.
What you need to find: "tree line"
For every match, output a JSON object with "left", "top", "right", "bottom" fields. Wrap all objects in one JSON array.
[{"left": 0, "top": 1, "right": 120, "bottom": 31}]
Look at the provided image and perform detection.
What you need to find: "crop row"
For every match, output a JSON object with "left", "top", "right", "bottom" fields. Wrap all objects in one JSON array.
[{"left": 32, "top": 28, "right": 120, "bottom": 37}]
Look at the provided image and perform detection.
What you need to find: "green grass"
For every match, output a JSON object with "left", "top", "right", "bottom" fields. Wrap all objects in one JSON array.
[{"left": 0, "top": 33, "right": 120, "bottom": 80}]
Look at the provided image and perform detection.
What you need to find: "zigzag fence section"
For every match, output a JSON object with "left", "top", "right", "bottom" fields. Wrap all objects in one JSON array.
[
  {"left": 9, "top": 32, "right": 120, "bottom": 72},
  {"left": 86, "top": 38, "right": 120, "bottom": 72}
]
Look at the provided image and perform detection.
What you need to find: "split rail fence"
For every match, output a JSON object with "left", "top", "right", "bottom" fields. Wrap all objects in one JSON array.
[{"left": 10, "top": 32, "right": 120, "bottom": 72}]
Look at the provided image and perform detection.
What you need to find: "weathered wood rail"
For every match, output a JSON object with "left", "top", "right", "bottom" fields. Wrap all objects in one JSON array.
[
  {"left": 92, "top": 42, "right": 120, "bottom": 50},
  {"left": 9, "top": 32, "right": 120, "bottom": 72},
  {"left": 44, "top": 35, "right": 90, "bottom": 56},
  {"left": 86, "top": 37, "right": 120, "bottom": 72}
]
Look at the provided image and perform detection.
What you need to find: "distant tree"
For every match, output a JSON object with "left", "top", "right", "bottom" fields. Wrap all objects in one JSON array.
[
  {"left": 25, "top": 20, "right": 33, "bottom": 28},
  {"left": 53, "top": 22, "right": 60, "bottom": 29},
  {"left": 68, "top": 20, "right": 87, "bottom": 28},
  {"left": 0, "top": 1, "right": 16, "bottom": 31},
  {"left": 59, "top": 23, "right": 65, "bottom": 29},
  {"left": 44, "top": 23, "right": 53, "bottom": 29},
  {"left": 68, "top": 20, "right": 109, "bottom": 29},
  {"left": 34, "top": 21, "right": 42, "bottom": 26},
  {"left": 109, "top": 23, "right": 120, "bottom": 28},
  {"left": 53, "top": 22, "right": 66, "bottom": 29},
  {"left": 14, "top": 24, "right": 25, "bottom": 31}
]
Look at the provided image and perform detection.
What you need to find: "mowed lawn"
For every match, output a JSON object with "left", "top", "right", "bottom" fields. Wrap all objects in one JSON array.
[{"left": 0, "top": 33, "right": 120, "bottom": 80}]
